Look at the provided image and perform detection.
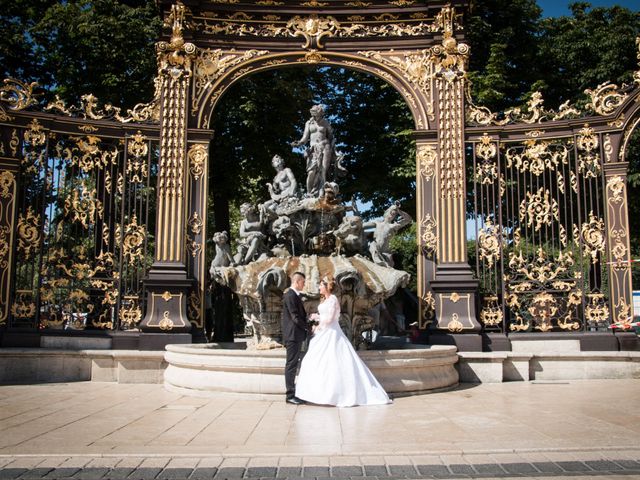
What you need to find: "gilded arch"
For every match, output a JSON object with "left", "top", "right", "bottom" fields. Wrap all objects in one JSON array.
[
  {"left": 191, "top": 51, "right": 433, "bottom": 131},
  {"left": 138, "top": 0, "right": 481, "bottom": 337}
]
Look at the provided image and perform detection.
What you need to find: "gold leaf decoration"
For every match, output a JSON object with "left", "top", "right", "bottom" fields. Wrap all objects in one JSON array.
[
  {"left": 123, "top": 214, "right": 146, "bottom": 265},
  {"left": 519, "top": 188, "right": 559, "bottom": 231},
  {"left": 480, "top": 296, "right": 503, "bottom": 326},
  {"left": 478, "top": 218, "right": 501, "bottom": 267},
  {"left": 64, "top": 184, "right": 99, "bottom": 228},
  {"left": 188, "top": 143, "right": 207, "bottom": 181},
  {"left": 17, "top": 206, "right": 41, "bottom": 259},
  {"left": 127, "top": 131, "right": 149, "bottom": 183},
  {"left": 447, "top": 313, "right": 463, "bottom": 333},
  {"left": 24, "top": 119, "right": 46, "bottom": 147},
  {"left": 420, "top": 214, "right": 437, "bottom": 256},
  {"left": 585, "top": 81, "right": 627, "bottom": 115},
  {"left": 0, "top": 78, "right": 39, "bottom": 111},
  {"left": 607, "top": 175, "right": 625, "bottom": 204},
  {"left": 417, "top": 144, "right": 436, "bottom": 180},
  {"left": 585, "top": 293, "right": 609, "bottom": 325},
  {"left": 159, "top": 311, "right": 174, "bottom": 331},
  {"left": 580, "top": 211, "right": 605, "bottom": 264}
]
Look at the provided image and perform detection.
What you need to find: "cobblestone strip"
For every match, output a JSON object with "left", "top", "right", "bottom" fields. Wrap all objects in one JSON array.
[{"left": 0, "top": 459, "right": 639, "bottom": 479}]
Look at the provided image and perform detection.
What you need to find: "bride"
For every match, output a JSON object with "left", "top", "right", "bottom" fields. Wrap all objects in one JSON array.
[{"left": 295, "top": 276, "right": 392, "bottom": 407}]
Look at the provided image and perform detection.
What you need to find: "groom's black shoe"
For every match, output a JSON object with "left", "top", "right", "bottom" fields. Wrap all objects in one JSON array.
[{"left": 286, "top": 396, "right": 304, "bottom": 405}]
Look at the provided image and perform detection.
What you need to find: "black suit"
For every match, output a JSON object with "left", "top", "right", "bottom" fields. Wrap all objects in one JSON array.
[{"left": 281, "top": 288, "right": 308, "bottom": 399}]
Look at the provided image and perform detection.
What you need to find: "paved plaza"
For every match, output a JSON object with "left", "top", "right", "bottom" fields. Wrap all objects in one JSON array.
[{"left": 0, "top": 379, "right": 639, "bottom": 479}]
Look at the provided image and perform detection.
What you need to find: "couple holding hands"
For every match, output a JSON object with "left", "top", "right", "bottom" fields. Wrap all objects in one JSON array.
[{"left": 281, "top": 271, "right": 392, "bottom": 407}]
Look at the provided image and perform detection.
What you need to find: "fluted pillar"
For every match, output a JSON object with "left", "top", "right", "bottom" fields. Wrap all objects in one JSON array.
[
  {"left": 140, "top": 1, "right": 197, "bottom": 338},
  {"left": 428, "top": 31, "right": 481, "bottom": 344}
]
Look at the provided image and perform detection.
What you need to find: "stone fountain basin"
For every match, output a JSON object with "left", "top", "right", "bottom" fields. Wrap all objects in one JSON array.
[{"left": 164, "top": 343, "right": 459, "bottom": 398}]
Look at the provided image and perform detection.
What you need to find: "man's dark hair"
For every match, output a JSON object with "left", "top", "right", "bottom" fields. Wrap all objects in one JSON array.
[{"left": 291, "top": 271, "right": 305, "bottom": 280}]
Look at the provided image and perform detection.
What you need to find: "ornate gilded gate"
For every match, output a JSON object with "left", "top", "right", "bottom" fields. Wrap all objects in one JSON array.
[
  {"left": 0, "top": 1, "right": 637, "bottom": 349},
  {"left": 0, "top": 81, "right": 160, "bottom": 341},
  {"left": 466, "top": 73, "right": 639, "bottom": 334}
]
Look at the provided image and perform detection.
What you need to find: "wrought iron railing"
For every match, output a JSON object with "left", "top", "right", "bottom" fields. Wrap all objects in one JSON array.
[
  {"left": 0, "top": 79, "right": 160, "bottom": 331},
  {"left": 467, "top": 128, "right": 610, "bottom": 333}
]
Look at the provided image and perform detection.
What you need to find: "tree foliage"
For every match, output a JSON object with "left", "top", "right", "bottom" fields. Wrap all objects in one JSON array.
[
  {"left": 536, "top": 2, "right": 640, "bottom": 107},
  {"left": 210, "top": 66, "right": 415, "bottom": 235},
  {"left": 0, "top": 0, "right": 160, "bottom": 108},
  {"left": 467, "top": 0, "right": 543, "bottom": 110},
  {"left": 468, "top": 1, "right": 640, "bottom": 110}
]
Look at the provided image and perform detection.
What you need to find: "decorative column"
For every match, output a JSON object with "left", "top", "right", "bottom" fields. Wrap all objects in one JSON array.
[
  {"left": 415, "top": 140, "right": 438, "bottom": 330},
  {"left": 185, "top": 137, "right": 213, "bottom": 343},
  {"left": 603, "top": 132, "right": 635, "bottom": 349},
  {"left": 140, "top": 1, "right": 197, "bottom": 344},
  {"left": 0, "top": 166, "right": 17, "bottom": 344},
  {"left": 428, "top": 26, "right": 482, "bottom": 349}
]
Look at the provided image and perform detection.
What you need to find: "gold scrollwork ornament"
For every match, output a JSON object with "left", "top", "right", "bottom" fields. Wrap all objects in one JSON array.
[
  {"left": 447, "top": 313, "right": 464, "bottom": 333},
  {"left": 123, "top": 214, "right": 146, "bottom": 265},
  {"left": 580, "top": 211, "right": 605, "bottom": 264},
  {"left": 417, "top": 144, "right": 436, "bottom": 180},
  {"left": 188, "top": 212, "right": 203, "bottom": 235},
  {"left": 585, "top": 81, "right": 627, "bottom": 116},
  {"left": 420, "top": 214, "right": 437, "bottom": 256},
  {"left": 421, "top": 291, "right": 435, "bottom": 321},
  {"left": 11, "top": 292, "right": 36, "bottom": 319},
  {"left": 119, "top": 297, "right": 142, "bottom": 329},
  {"left": 607, "top": 175, "right": 625, "bottom": 204},
  {"left": 188, "top": 290, "right": 202, "bottom": 325},
  {"left": 519, "top": 188, "right": 559, "bottom": 231},
  {"left": 528, "top": 292, "right": 557, "bottom": 332},
  {"left": 585, "top": 293, "right": 610, "bottom": 325},
  {"left": 188, "top": 143, "right": 207, "bottom": 181},
  {"left": 17, "top": 206, "right": 41, "bottom": 259},
  {"left": 429, "top": 32, "right": 469, "bottom": 82},
  {"left": 477, "top": 134, "right": 497, "bottom": 160},
  {"left": 477, "top": 218, "right": 501, "bottom": 267},
  {"left": 0, "top": 171, "right": 15, "bottom": 198},
  {"left": 64, "top": 184, "right": 100, "bottom": 228},
  {"left": 127, "top": 131, "right": 149, "bottom": 183},
  {"left": 159, "top": 311, "right": 175, "bottom": 331},
  {"left": 0, "top": 78, "right": 39, "bottom": 111},
  {"left": 480, "top": 296, "right": 503, "bottom": 326},
  {"left": 24, "top": 119, "right": 46, "bottom": 146}
]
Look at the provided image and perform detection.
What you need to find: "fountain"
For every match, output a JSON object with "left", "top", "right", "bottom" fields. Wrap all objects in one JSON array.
[{"left": 164, "top": 105, "right": 459, "bottom": 397}]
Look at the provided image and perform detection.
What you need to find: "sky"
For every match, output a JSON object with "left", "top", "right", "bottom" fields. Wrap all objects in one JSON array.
[{"left": 537, "top": 0, "right": 640, "bottom": 17}]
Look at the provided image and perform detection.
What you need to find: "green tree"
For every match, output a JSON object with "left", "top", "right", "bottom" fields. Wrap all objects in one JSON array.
[
  {"left": 537, "top": 2, "right": 640, "bottom": 107},
  {"left": 467, "top": 0, "right": 543, "bottom": 110},
  {"left": 1, "top": 0, "right": 161, "bottom": 108}
]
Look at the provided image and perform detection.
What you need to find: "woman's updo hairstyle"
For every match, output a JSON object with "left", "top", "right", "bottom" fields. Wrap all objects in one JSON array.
[{"left": 320, "top": 275, "right": 336, "bottom": 294}]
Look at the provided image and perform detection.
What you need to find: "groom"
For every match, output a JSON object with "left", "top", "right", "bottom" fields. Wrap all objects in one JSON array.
[{"left": 281, "top": 271, "right": 309, "bottom": 405}]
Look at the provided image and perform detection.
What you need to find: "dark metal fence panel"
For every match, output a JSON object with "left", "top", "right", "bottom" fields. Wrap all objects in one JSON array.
[
  {"left": 468, "top": 128, "right": 611, "bottom": 333},
  {"left": 0, "top": 114, "right": 158, "bottom": 331}
]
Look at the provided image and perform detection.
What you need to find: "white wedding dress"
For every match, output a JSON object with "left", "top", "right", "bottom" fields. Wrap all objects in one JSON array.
[{"left": 295, "top": 294, "right": 391, "bottom": 407}]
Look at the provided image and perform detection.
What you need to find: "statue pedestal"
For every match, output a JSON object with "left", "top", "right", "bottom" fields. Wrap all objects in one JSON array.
[
  {"left": 139, "top": 264, "right": 194, "bottom": 335},
  {"left": 428, "top": 263, "right": 482, "bottom": 351}
]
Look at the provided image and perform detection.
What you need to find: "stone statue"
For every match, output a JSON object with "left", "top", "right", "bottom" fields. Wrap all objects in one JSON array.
[
  {"left": 211, "top": 104, "right": 413, "bottom": 350},
  {"left": 234, "top": 203, "right": 267, "bottom": 265},
  {"left": 210, "top": 231, "right": 234, "bottom": 271},
  {"left": 263, "top": 155, "right": 297, "bottom": 215},
  {"left": 364, "top": 203, "right": 412, "bottom": 268},
  {"left": 291, "top": 104, "right": 343, "bottom": 197},
  {"left": 332, "top": 215, "right": 365, "bottom": 256}
]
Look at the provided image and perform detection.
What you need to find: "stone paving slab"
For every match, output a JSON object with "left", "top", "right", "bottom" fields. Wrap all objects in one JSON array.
[{"left": 1, "top": 381, "right": 640, "bottom": 479}]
